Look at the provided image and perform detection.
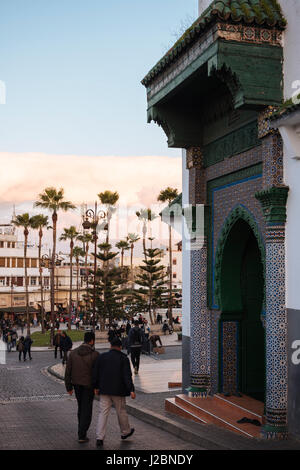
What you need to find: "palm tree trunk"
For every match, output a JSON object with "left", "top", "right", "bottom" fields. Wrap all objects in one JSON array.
[
  {"left": 39, "top": 229, "right": 45, "bottom": 334},
  {"left": 69, "top": 241, "right": 73, "bottom": 331},
  {"left": 84, "top": 242, "right": 89, "bottom": 315},
  {"left": 50, "top": 212, "right": 57, "bottom": 345},
  {"left": 142, "top": 223, "right": 147, "bottom": 260},
  {"left": 168, "top": 225, "right": 173, "bottom": 327},
  {"left": 130, "top": 244, "right": 134, "bottom": 287},
  {"left": 76, "top": 258, "right": 79, "bottom": 315},
  {"left": 24, "top": 230, "right": 30, "bottom": 336}
]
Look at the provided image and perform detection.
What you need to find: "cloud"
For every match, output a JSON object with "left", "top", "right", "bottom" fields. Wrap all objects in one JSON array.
[
  {"left": 0, "top": 152, "right": 182, "bottom": 248},
  {"left": 0, "top": 152, "right": 181, "bottom": 207}
]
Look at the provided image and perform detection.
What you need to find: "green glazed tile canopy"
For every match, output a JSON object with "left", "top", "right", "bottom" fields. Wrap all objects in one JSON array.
[
  {"left": 270, "top": 94, "right": 300, "bottom": 121},
  {"left": 142, "top": 0, "right": 286, "bottom": 87}
]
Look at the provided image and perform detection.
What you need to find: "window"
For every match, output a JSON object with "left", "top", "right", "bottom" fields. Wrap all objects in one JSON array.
[
  {"left": 31, "top": 259, "right": 37, "bottom": 268},
  {"left": 0, "top": 277, "right": 5, "bottom": 286},
  {"left": 16, "top": 277, "right": 23, "bottom": 287},
  {"left": 25, "top": 259, "right": 30, "bottom": 268},
  {"left": 11, "top": 242, "right": 15, "bottom": 248},
  {"left": 17, "top": 258, "right": 24, "bottom": 268},
  {"left": 173, "top": 273, "right": 177, "bottom": 279},
  {"left": 173, "top": 259, "right": 177, "bottom": 266},
  {"left": 0, "top": 258, "right": 5, "bottom": 267},
  {"left": 31, "top": 277, "right": 37, "bottom": 286},
  {"left": 0, "top": 241, "right": 4, "bottom": 248},
  {"left": 7, "top": 242, "right": 10, "bottom": 248},
  {"left": 11, "top": 258, "right": 16, "bottom": 268},
  {"left": 44, "top": 277, "right": 50, "bottom": 287}
]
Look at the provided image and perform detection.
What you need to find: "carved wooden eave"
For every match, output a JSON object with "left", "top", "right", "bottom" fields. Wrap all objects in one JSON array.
[{"left": 142, "top": 18, "right": 284, "bottom": 149}]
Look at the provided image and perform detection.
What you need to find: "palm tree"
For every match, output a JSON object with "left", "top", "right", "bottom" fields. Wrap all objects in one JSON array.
[
  {"left": 127, "top": 233, "right": 140, "bottom": 285},
  {"left": 98, "top": 190, "right": 119, "bottom": 244},
  {"left": 136, "top": 209, "right": 157, "bottom": 259},
  {"left": 157, "top": 187, "right": 179, "bottom": 327},
  {"left": 35, "top": 187, "right": 75, "bottom": 341},
  {"left": 59, "top": 226, "right": 79, "bottom": 330},
  {"left": 11, "top": 213, "right": 35, "bottom": 336},
  {"left": 115, "top": 240, "right": 130, "bottom": 268},
  {"left": 73, "top": 246, "right": 85, "bottom": 315},
  {"left": 30, "top": 214, "right": 49, "bottom": 334}
]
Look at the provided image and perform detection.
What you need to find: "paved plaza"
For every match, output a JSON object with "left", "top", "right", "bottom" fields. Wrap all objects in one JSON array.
[
  {"left": 0, "top": 346, "right": 202, "bottom": 451},
  {"left": 1, "top": 344, "right": 300, "bottom": 451}
]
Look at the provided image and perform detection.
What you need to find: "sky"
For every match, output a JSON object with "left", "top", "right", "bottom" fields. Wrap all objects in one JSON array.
[{"left": 0, "top": 0, "right": 197, "bottom": 249}]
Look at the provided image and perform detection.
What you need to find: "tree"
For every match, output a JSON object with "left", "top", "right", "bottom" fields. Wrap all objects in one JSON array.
[
  {"left": 30, "top": 214, "right": 49, "bottom": 334},
  {"left": 59, "top": 226, "right": 79, "bottom": 330},
  {"left": 135, "top": 247, "right": 166, "bottom": 325},
  {"left": 86, "top": 243, "right": 125, "bottom": 329},
  {"left": 98, "top": 190, "right": 119, "bottom": 244},
  {"left": 127, "top": 233, "right": 140, "bottom": 285},
  {"left": 115, "top": 240, "right": 130, "bottom": 268},
  {"left": 158, "top": 187, "right": 179, "bottom": 326},
  {"left": 35, "top": 187, "right": 75, "bottom": 342},
  {"left": 73, "top": 246, "right": 85, "bottom": 315},
  {"left": 136, "top": 209, "right": 157, "bottom": 259},
  {"left": 11, "top": 213, "right": 36, "bottom": 336}
]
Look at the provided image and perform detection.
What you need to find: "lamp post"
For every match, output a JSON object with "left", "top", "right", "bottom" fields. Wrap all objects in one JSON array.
[
  {"left": 82, "top": 202, "right": 106, "bottom": 331},
  {"left": 41, "top": 254, "right": 62, "bottom": 345}
]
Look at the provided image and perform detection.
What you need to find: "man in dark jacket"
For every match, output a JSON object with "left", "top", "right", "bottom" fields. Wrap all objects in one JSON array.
[
  {"left": 24, "top": 335, "right": 33, "bottom": 361},
  {"left": 93, "top": 337, "right": 135, "bottom": 447},
  {"left": 60, "top": 331, "right": 73, "bottom": 365},
  {"left": 127, "top": 320, "right": 145, "bottom": 375},
  {"left": 53, "top": 330, "right": 62, "bottom": 359},
  {"left": 65, "top": 331, "right": 99, "bottom": 443}
]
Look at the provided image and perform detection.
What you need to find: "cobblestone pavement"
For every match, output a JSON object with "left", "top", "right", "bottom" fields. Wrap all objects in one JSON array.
[{"left": 0, "top": 350, "right": 203, "bottom": 451}]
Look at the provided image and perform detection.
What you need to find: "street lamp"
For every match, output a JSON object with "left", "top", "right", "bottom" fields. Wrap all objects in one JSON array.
[
  {"left": 82, "top": 202, "right": 106, "bottom": 331},
  {"left": 41, "top": 254, "right": 62, "bottom": 344}
]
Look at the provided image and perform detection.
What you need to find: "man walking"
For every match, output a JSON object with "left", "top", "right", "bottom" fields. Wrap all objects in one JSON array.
[
  {"left": 61, "top": 331, "right": 73, "bottom": 365},
  {"left": 65, "top": 331, "right": 99, "bottom": 444},
  {"left": 53, "top": 329, "right": 62, "bottom": 359},
  {"left": 93, "top": 337, "right": 135, "bottom": 447},
  {"left": 24, "top": 335, "right": 33, "bottom": 361},
  {"left": 128, "top": 320, "right": 145, "bottom": 375}
]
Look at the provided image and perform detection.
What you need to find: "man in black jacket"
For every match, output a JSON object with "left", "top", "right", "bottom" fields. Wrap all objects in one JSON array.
[
  {"left": 61, "top": 331, "right": 73, "bottom": 365},
  {"left": 127, "top": 320, "right": 145, "bottom": 375},
  {"left": 92, "top": 337, "right": 136, "bottom": 447}
]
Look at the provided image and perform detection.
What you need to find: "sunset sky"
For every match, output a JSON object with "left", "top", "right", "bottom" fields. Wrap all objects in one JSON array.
[{"left": 0, "top": 0, "right": 197, "bottom": 248}]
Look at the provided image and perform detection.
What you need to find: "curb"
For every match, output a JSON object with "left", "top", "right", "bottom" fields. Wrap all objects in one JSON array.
[
  {"left": 47, "top": 365, "right": 65, "bottom": 381},
  {"left": 46, "top": 364, "right": 225, "bottom": 450}
]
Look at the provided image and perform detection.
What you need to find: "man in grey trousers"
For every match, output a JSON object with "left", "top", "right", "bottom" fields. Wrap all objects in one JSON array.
[{"left": 93, "top": 336, "right": 136, "bottom": 447}]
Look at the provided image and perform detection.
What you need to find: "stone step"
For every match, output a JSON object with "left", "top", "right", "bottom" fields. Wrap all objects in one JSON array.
[
  {"left": 165, "top": 398, "right": 207, "bottom": 425},
  {"left": 165, "top": 394, "right": 263, "bottom": 439},
  {"left": 214, "top": 394, "right": 264, "bottom": 419},
  {"left": 168, "top": 382, "right": 182, "bottom": 389}
]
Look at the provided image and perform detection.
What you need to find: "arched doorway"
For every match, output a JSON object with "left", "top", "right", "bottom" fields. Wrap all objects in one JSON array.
[{"left": 218, "top": 218, "right": 265, "bottom": 402}]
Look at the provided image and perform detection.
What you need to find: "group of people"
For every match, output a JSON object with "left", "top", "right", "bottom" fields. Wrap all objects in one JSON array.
[
  {"left": 0, "top": 321, "right": 33, "bottom": 361},
  {"left": 65, "top": 331, "right": 135, "bottom": 447},
  {"left": 16, "top": 335, "right": 33, "bottom": 361}
]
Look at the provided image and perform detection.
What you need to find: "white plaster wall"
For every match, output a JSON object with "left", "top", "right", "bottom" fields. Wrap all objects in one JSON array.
[
  {"left": 277, "top": 1, "right": 300, "bottom": 310},
  {"left": 182, "top": 150, "right": 190, "bottom": 337},
  {"left": 280, "top": 0, "right": 300, "bottom": 100},
  {"left": 198, "top": 0, "right": 212, "bottom": 15},
  {"left": 280, "top": 125, "right": 300, "bottom": 310}
]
